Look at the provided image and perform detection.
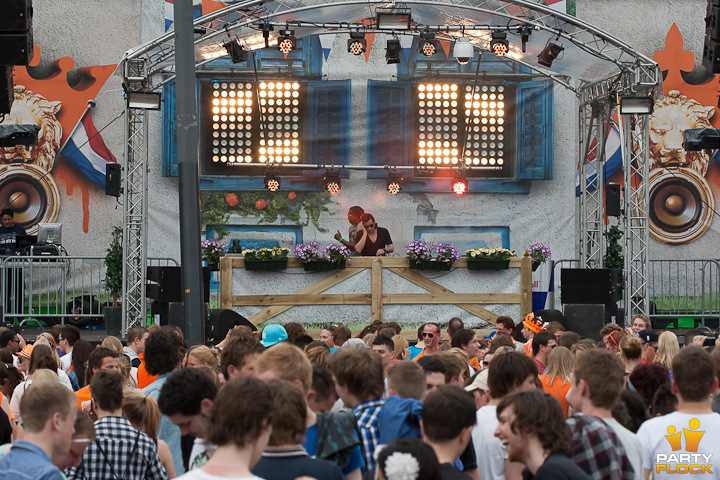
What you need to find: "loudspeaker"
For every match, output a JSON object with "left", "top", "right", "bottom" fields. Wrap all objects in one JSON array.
[
  {"left": 146, "top": 266, "right": 211, "bottom": 303},
  {"left": 105, "top": 163, "right": 121, "bottom": 197},
  {"left": 563, "top": 304, "right": 605, "bottom": 342},
  {"left": 206, "top": 309, "right": 256, "bottom": 342},
  {"left": 648, "top": 169, "right": 714, "bottom": 245},
  {"left": 0, "top": 0, "right": 32, "bottom": 31},
  {"left": 0, "top": 164, "right": 60, "bottom": 235},
  {"left": 0, "top": 67, "right": 13, "bottom": 115},
  {"left": 151, "top": 301, "right": 209, "bottom": 328},
  {"left": 0, "top": 31, "right": 33, "bottom": 66},
  {"left": 533, "top": 309, "right": 566, "bottom": 326},
  {"left": 704, "top": 0, "right": 720, "bottom": 73},
  {"left": 561, "top": 268, "right": 622, "bottom": 305},
  {"left": 605, "top": 183, "right": 621, "bottom": 217}
]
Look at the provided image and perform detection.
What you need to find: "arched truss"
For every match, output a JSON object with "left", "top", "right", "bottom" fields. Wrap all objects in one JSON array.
[{"left": 119, "top": 0, "right": 662, "bottom": 330}]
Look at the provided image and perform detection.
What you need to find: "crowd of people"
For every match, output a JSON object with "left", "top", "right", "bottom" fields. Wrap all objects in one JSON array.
[{"left": 0, "top": 311, "right": 718, "bottom": 480}]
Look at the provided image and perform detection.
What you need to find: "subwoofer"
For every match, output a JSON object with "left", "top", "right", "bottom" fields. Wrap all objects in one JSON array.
[
  {"left": 648, "top": 168, "right": 713, "bottom": 245},
  {"left": 0, "top": 164, "right": 59, "bottom": 235}
]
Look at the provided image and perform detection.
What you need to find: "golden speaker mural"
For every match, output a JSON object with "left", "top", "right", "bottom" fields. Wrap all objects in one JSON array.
[
  {"left": 0, "top": 86, "right": 62, "bottom": 234},
  {"left": 647, "top": 91, "right": 715, "bottom": 245}
]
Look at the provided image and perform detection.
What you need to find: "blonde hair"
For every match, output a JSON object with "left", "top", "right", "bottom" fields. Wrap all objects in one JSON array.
[
  {"left": 101, "top": 336, "right": 124, "bottom": 354},
  {"left": 363, "top": 333, "right": 377, "bottom": 348},
  {"left": 542, "top": 346, "right": 574, "bottom": 387},
  {"left": 117, "top": 354, "right": 137, "bottom": 388},
  {"left": 33, "top": 334, "right": 62, "bottom": 367},
  {"left": 657, "top": 331, "right": 680, "bottom": 370},
  {"left": 392, "top": 335, "right": 409, "bottom": 360},
  {"left": 30, "top": 368, "right": 59, "bottom": 383},
  {"left": 188, "top": 346, "right": 220, "bottom": 367},
  {"left": 305, "top": 346, "right": 331, "bottom": 369},
  {"left": 123, "top": 389, "right": 160, "bottom": 440}
]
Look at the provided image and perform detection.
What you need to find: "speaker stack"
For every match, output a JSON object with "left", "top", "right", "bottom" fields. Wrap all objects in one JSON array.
[
  {"left": 704, "top": 0, "right": 720, "bottom": 73},
  {"left": 147, "top": 266, "right": 211, "bottom": 326},
  {"left": 0, "top": 0, "right": 33, "bottom": 67},
  {"left": 648, "top": 168, "right": 713, "bottom": 245},
  {"left": 561, "top": 268, "right": 623, "bottom": 339}
]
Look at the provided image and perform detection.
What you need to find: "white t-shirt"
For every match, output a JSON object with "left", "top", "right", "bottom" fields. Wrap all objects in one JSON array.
[
  {"left": 175, "top": 470, "right": 263, "bottom": 480},
  {"left": 636, "top": 411, "right": 720, "bottom": 480},
  {"left": 471, "top": 405, "right": 507, "bottom": 480},
  {"left": 604, "top": 418, "right": 644, "bottom": 480},
  {"left": 189, "top": 438, "right": 217, "bottom": 470},
  {"left": 60, "top": 351, "right": 72, "bottom": 372}
]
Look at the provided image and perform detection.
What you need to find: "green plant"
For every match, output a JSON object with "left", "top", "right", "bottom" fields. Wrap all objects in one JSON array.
[
  {"left": 104, "top": 226, "right": 123, "bottom": 306},
  {"left": 467, "top": 247, "right": 514, "bottom": 260},
  {"left": 603, "top": 226, "right": 624, "bottom": 269},
  {"left": 242, "top": 247, "right": 291, "bottom": 261}
]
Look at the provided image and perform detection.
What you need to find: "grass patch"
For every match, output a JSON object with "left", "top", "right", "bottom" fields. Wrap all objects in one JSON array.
[{"left": 651, "top": 295, "right": 720, "bottom": 313}]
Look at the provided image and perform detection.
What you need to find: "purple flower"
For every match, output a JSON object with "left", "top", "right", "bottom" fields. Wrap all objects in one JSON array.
[
  {"left": 525, "top": 243, "right": 551, "bottom": 264},
  {"left": 434, "top": 243, "right": 460, "bottom": 263},
  {"left": 405, "top": 240, "right": 433, "bottom": 262},
  {"left": 294, "top": 241, "right": 322, "bottom": 263},
  {"left": 324, "top": 243, "right": 352, "bottom": 263}
]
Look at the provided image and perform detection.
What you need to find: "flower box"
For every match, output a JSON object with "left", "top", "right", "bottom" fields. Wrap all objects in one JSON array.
[
  {"left": 467, "top": 259, "right": 510, "bottom": 271},
  {"left": 303, "top": 259, "right": 346, "bottom": 272},
  {"left": 409, "top": 260, "right": 453, "bottom": 271},
  {"left": 245, "top": 259, "right": 288, "bottom": 271}
]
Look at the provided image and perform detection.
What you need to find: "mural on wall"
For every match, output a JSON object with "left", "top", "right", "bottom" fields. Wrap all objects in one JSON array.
[
  {"left": 599, "top": 25, "right": 720, "bottom": 245},
  {"left": 647, "top": 24, "right": 720, "bottom": 245},
  {"left": 0, "top": 46, "right": 116, "bottom": 234},
  {"left": 200, "top": 190, "right": 336, "bottom": 238}
]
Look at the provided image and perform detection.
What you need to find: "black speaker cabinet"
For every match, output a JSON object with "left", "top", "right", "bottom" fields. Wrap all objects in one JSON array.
[
  {"left": 147, "top": 266, "right": 210, "bottom": 303},
  {"left": 606, "top": 183, "right": 621, "bottom": 217},
  {"left": 206, "top": 309, "right": 256, "bottom": 342},
  {"left": 563, "top": 304, "right": 605, "bottom": 342},
  {"left": 0, "top": 67, "right": 12, "bottom": 115},
  {"left": 561, "top": 268, "right": 622, "bottom": 305},
  {"left": 105, "top": 163, "right": 121, "bottom": 197},
  {"left": 0, "top": 31, "right": 33, "bottom": 66},
  {"left": 151, "top": 301, "right": 208, "bottom": 329},
  {"left": 0, "top": 0, "right": 32, "bottom": 31},
  {"left": 705, "top": 0, "right": 720, "bottom": 73}
]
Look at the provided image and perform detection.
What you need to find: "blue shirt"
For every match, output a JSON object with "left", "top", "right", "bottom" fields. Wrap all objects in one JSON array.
[
  {"left": 352, "top": 398, "right": 385, "bottom": 474},
  {"left": 304, "top": 424, "right": 364, "bottom": 475},
  {"left": 143, "top": 372, "right": 186, "bottom": 476},
  {"left": 0, "top": 440, "right": 63, "bottom": 480}
]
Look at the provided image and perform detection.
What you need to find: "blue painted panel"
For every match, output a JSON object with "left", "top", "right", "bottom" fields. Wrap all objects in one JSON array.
[
  {"left": 206, "top": 224, "right": 303, "bottom": 246},
  {"left": 517, "top": 80, "right": 554, "bottom": 180},
  {"left": 367, "top": 80, "right": 411, "bottom": 179},
  {"left": 414, "top": 225, "right": 511, "bottom": 254}
]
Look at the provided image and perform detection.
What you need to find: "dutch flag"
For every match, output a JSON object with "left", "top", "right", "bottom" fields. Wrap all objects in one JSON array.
[
  {"left": 165, "top": 0, "right": 174, "bottom": 31},
  {"left": 59, "top": 106, "right": 117, "bottom": 191}
]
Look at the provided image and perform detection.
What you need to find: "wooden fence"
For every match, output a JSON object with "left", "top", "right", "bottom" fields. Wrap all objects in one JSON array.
[{"left": 219, "top": 256, "right": 532, "bottom": 325}]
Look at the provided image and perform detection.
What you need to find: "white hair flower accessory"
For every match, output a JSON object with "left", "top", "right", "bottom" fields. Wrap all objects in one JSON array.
[{"left": 383, "top": 451, "right": 420, "bottom": 480}]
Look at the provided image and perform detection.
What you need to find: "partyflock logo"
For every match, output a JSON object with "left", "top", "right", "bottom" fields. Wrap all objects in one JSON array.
[{"left": 656, "top": 418, "right": 713, "bottom": 474}]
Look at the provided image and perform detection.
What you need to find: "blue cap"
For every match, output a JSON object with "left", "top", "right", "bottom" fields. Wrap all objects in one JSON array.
[{"left": 261, "top": 324, "right": 288, "bottom": 347}]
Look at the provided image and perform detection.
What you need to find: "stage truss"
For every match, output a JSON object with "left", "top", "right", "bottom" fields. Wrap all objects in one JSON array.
[{"left": 119, "top": 0, "right": 661, "bottom": 331}]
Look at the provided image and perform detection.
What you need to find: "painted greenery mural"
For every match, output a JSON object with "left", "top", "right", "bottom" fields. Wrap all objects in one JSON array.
[{"left": 200, "top": 190, "right": 335, "bottom": 238}]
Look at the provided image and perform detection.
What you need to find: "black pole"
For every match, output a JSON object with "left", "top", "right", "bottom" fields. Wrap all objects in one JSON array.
[{"left": 174, "top": 0, "right": 204, "bottom": 345}]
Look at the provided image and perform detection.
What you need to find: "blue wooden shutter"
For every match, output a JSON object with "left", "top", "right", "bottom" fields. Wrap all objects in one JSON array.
[
  {"left": 162, "top": 80, "right": 178, "bottom": 177},
  {"left": 306, "top": 80, "right": 351, "bottom": 169},
  {"left": 367, "top": 80, "right": 410, "bottom": 178},
  {"left": 516, "top": 80, "right": 553, "bottom": 180}
]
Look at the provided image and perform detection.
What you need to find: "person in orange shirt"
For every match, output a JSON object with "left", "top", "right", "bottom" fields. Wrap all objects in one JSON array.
[
  {"left": 539, "top": 346, "right": 573, "bottom": 418},
  {"left": 412, "top": 323, "right": 441, "bottom": 362},
  {"left": 74, "top": 347, "right": 119, "bottom": 409}
]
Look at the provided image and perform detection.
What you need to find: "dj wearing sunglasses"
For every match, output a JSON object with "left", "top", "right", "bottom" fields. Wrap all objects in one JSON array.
[{"left": 354, "top": 213, "right": 394, "bottom": 257}]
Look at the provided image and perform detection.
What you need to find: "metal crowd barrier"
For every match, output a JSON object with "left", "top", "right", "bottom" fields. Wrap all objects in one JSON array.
[
  {"left": 552, "top": 259, "right": 720, "bottom": 328},
  {"left": 1, "top": 255, "right": 178, "bottom": 328}
]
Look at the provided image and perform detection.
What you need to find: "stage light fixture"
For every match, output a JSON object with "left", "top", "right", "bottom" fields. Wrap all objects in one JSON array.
[
  {"left": 348, "top": 32, "right": 366, "bottom": 55},
  {"left": 127, "top": 92, "right": 162, "bottom": 110},
  {"left": 386, "top": 171, "right": 404, "bottom": 195},
  {"left": 451, "top": 171, "right": 468, "bottom": 195},
  {"left": 376, "top": 8, "right": 412, "bottom": 30},
  {"left": 453, "top": 37, "right": 474, "bottom": 65},
  {"left": 264, "top": 171, "right": 281, "bottom": 191},
  {"left": 537, "top": 42, "right": 564, "bottom": 67},
  {"left": 619, "top": 95, "right": 655, "bottom": 115},
  {"left": 519, "top": 26, "right": 531, "bottom": 53},
  {"left": 418, "top": 32, "right": 437, "bottom": 57},
  {"left": 386, "top": 38, "right": 402, "bottom": 64},
  {"left": 223, "top": 39, "right": 247, "bottom": 63},
  {"left": 277, "top": 29, "right": 296, "bottom": 54},
  {"left": 490, "top": 32, "right": 509, "bottom": 57},
  {"left": 324, "top": 170, "right": 341, "bottom": 196}
]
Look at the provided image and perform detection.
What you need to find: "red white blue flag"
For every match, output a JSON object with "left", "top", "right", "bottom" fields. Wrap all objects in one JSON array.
[
  {"left": 165, "top": 0, "right": 174, "bottom": 31},
  {"left": 59, "top": 107, "right": 117, "bottom": 191}
]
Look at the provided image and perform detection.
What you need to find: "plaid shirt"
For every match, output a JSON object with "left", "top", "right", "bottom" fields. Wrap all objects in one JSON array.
[
  {"left": 567, "top": 414, "right": 634, "bottom": 480},
  {"left": 352, "top": 398, "right": 385, "bottom": 474},
  {"left": 67, "top": 416, "right": 168, "bottom": 480}
]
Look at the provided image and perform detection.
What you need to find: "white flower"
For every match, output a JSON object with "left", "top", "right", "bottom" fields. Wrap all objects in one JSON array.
[{"left": 383, "top": 451, "right": 420, "bottom": 480}]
